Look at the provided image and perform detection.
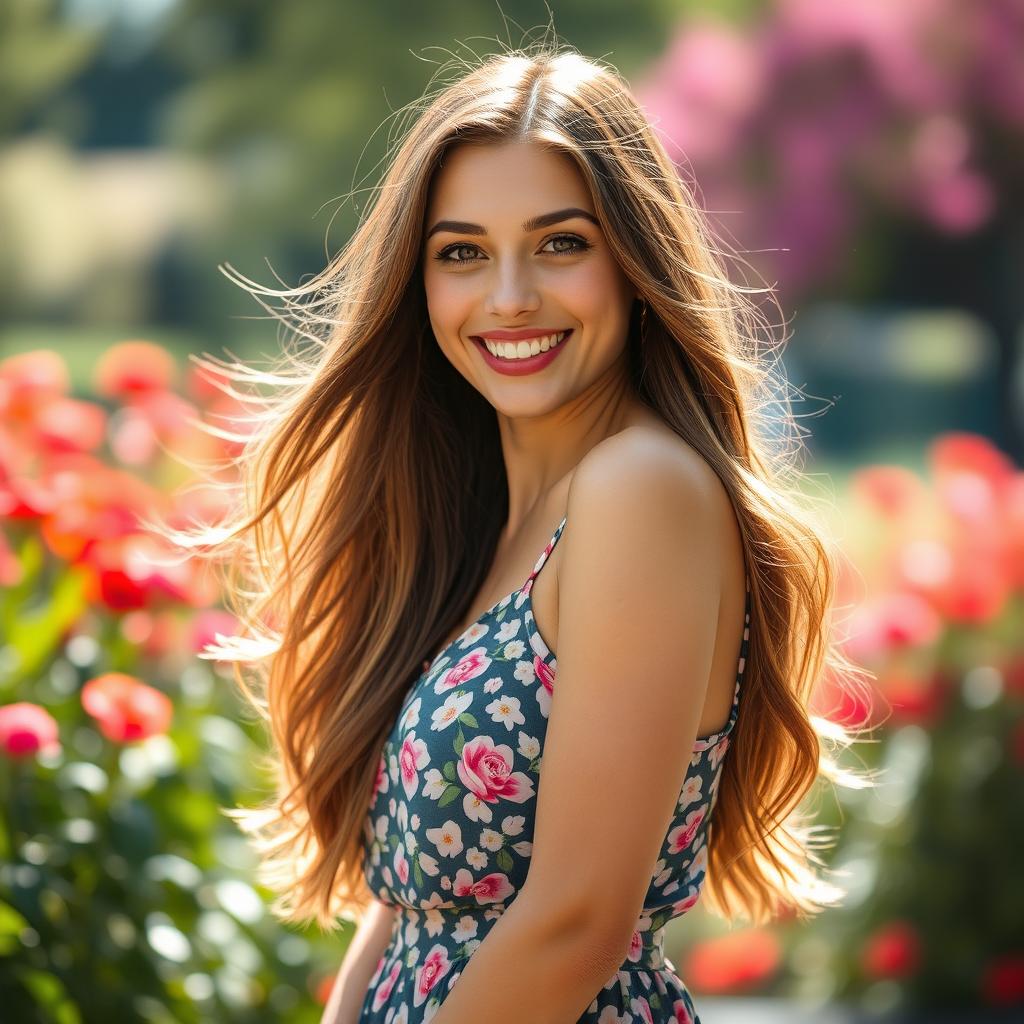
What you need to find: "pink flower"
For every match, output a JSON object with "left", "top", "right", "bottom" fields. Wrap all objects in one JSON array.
[
  {"left": 412, "top": 944, "right": 453, "bottom": 1008},
  {"left": 457, "top": 735, "right": 534, "bottom": 804},
  {"left": 81, "top": 672, "right": 172, "bottom": 744},
  {"left": 0, "top": 702, "right": 61, "bottom": 759},
  {"left": 626, "top": 929, "right": 645, "bottom": 964},
  {"left": 535, "top": 656, "right": 555, "bottom": 696},
  {"left": 451, "top": 868, "right": 515, "bottom": 904},
  {"left": 398, "top": 733, "right": 429, "bottom": 799},
  {"left": 672, "top": 998, "right": 695, "bottom": 1024},
  {"left": 667, "top": 808, "right": 706, "bottom": 854},
  {"left": 372, "top": 959, "right": 401, "bottom": 1011},
  {"left": 438, "top": 648, "right": 491, "bottom": 692}
]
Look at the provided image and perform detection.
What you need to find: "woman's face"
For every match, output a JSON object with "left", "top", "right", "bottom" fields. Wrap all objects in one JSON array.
[{"left": 421, "top": 140, "right": 638, "bottom": 414}]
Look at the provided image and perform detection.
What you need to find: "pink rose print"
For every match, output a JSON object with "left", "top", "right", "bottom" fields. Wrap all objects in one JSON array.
[
  {"left": 667, "top": 808, "right": 705, "bottom": 854},
  {"left": 535, "top": 656, "right": 555, "bottom": 696},
  {"left": 672, "top": 886, "right": 701, "bottom": 914},
  {"left": 626, "top": 929, "right": 644, "bottom": 964},
  {"left": 371, "top": 752, "right": 389, "bottom": 802},
  {"left": 457, "top": 735, "right": 535, "bottom": 804},
  {"left": 672, "top": 998, "right": 695, "bottom": 1024},
  {"left": 438, "top": 648, "right": 491, "bottom": 692},
  {"left": 371, "top": 959, "right": 401, "bottom": 1011},
  {"left": 399, "top": 732, "right": 430, "bottom": 800},
  {"left": 394, "top": 843, "right": 409, "bottom": 886},
  {"left": 451, "top": 867, "right": 515, "bottom": 904},
  {"left": 412, "top": 943, "right": 453, "bottom": 1008}
]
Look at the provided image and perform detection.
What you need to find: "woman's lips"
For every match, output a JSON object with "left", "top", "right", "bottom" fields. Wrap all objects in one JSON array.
[{"left": 472, "top": 329, "right": 573, "bottom": 376}]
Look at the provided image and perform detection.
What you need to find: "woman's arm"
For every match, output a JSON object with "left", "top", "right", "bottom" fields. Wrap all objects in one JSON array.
[{"left": 319, "top": 899, "right": 398, "bottom": 1024}]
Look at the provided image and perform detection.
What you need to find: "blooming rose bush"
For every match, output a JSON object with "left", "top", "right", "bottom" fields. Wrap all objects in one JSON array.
[{"left": 0, "top": 343, "right": 339, "bottom": 1022}]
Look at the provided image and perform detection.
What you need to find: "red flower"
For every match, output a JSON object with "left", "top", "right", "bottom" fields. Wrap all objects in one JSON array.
[
  {"left": 33, "top": 398, "right": 107, "bottom": 454},
  {"left": 0, "top": 702, "right": 61, "bottom": 759},
  {"left": 0, "top": 350, "right": 70, "bottom": 420},
  {"left": 981, "top": 952, "right": 1024, "bottom": 1005},
  {"left": 684, "top": 928, "right": 781, "bottom": 993},
  {"left": 861, "top": 920, "right": 921, "bottom": 980},
  {"left": 93, "top": 341, "right": 177, "bottom": 398},
  {"left": 81, "top": 672, "right": 173, "bottom": 744},
  {"left": 189, "top": 608, "right": 240, "bottom": 659},
  {"left": 851, "top": 465, "right": 925, "bottom": 519},
  {"left": 879, "top": 669, "right": 950, "bottom": 728}
]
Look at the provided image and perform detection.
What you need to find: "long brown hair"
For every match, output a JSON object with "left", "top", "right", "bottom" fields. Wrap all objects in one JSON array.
[{"left": 161, "top": 41, "right": 875, "bottom": 934}]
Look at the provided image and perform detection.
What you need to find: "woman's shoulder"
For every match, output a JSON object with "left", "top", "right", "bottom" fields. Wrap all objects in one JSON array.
[{"left": 570, "top": 417, "right": 733, "bottom": 518}]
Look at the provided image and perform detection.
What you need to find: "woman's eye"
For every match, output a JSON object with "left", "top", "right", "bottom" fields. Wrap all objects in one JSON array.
[
  {"left": 542, "top": 234, "right": 591, "bottom": 256},
  {"left": 433, "top": 233, "right": 591, "bottom": 265}
]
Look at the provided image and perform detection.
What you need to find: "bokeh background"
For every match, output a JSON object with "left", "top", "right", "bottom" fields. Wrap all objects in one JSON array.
[{"left": 2, "top": 1, "right": 1023, "bottom": 1022}]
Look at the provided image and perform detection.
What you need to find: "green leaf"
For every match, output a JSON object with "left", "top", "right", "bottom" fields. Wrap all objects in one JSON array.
[
  {"left": 442, "top": 761, "right": 457, "bottom": 782},
  {"left": 459, "top": 713, "right": 479, "bottom": 728},
  {"left": 438, "top": 785, "right": 461, "bottom": 808},
  {"left": 4, "top": 563, "right": 90, "bottom": 689},
  {"left": 496, "top": 848, "right": 513, "bottom": 872},
  {"left": 454, "top": 727, "right": 465, "bottom": 756}
]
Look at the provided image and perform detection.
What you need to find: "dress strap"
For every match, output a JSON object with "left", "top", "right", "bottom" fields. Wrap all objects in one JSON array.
[{"left": 522, "top": 514, "right": 567, "bottom": 592}]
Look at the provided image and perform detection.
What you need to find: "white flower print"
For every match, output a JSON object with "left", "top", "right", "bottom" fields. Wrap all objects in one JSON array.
[
  {"left": 463, "top": 791, "right": 492, "bottom": 823},
  {"left": 398, "top": 732, "right": 430, "bottom": 800},
  {"left": 400, "top": 696, "right": 421, "bottom": 733},
  {"left": 501, "top": 815, "right": 525, "bottom": 836},
  {"left": 513, "top": 659, "right": 536, "bottom": 685},
  {"left": 517, "top": 733, "right": 540, "bottom": 759},
  {"left": 478, "top": 828, "right": 503, "bottom": 852},
  {"left": 357, "top": 513, "right": 747, "bottom": 1024},
  {"left": 421, "top": 768, "right": 447, "bottom": 801},
  {"left": 456, "top": 622, "right": 489, "bottom": 650},
  {"left": 678, "top": 773, "right": 703, "bottom": 809},
  {"left": 485, "top": 692, "right": 526, "bottom": 731},
  {"left": 535, "top": 682, "right": 552, "bottom": 718},
  {"left": 502, "top": 638, "right": 527, "bottom": 660},
  {"left": 425, "top": 819, "right": 463, "bottom": 858},
  {"left": 630, "top": 994, "right": 654, "bottom": 1023},
  {"left": 653, "top": 858, "right": 671, "bottom": 887},
  {"left": 431, "top": 691, "right": 473, "bottom": 732},
  {"left": 494, "top": 618, "right": 522, "bottom": 643},
  {"left": 452, "top": 915, "right": 479, "bottom": 942}
]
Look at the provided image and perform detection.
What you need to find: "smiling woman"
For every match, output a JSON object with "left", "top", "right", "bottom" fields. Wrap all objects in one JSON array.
[{"left": 160, "top": 36, "right": 872, "bottom": 1024}]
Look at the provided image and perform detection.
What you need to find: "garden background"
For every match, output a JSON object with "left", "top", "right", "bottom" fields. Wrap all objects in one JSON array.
[{"left": 1, "top": 1, "right": 1023, "bottom": 1021}]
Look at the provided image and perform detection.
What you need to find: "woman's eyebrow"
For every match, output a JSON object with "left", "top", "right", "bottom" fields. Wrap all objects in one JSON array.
[{"left": 424, "top": 207, "right": 600, "bottom": 240}]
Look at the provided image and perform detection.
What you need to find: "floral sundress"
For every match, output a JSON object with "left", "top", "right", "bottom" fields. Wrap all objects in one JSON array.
[{"left": 359, "top": 513, "right": 751, "bottom": 1023}]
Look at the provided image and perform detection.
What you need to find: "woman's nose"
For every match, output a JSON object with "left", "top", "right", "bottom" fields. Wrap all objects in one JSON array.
[{"left": 485, "top": 263, "right": 541, "bottom": 319}]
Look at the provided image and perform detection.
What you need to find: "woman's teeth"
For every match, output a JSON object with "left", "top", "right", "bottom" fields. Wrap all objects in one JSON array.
[{"left": 481, "top": 330, "right": 569, "bottom": 360}]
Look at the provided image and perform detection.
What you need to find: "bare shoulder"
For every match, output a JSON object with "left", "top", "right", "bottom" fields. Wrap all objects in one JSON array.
[{"left": 568, "top": 423, "right": 736, "bottom": 539}]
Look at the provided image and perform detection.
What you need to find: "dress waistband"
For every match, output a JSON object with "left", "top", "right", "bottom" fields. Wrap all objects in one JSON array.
[{"left": 384, "top": 903, "right": 673, "bottom": 974}]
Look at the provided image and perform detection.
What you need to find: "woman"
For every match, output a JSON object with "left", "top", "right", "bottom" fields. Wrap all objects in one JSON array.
[{"left": 182, "top": 43, "right": 870, "bottom": 1024}]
